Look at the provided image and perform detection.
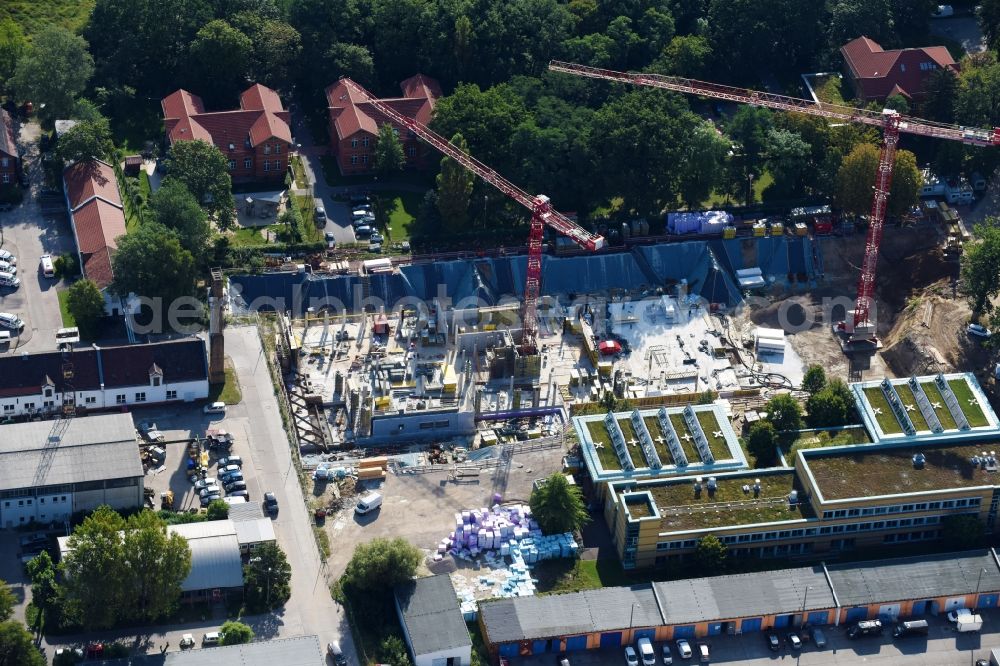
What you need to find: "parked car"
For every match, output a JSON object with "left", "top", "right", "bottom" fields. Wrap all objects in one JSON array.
[
  {"left": 0, "top": 250, "right": 16, "bottom": 264},
  {"left": 328, "top": 641, "right": 348, "bottom": 666},
  {"left": 199, "top": 492, "right": 221, "bottom": 506},
  {"left": 0, "top": 271, "right": 20, "bottom": 288},
  {"left": 847, "top": 619, "right": 883, "bottom": 639},
  {"left": 556, "top": 653, "right": 570, "bottom": 666},
  {"left": 696, "top": 643, "right": 709, "bottom": 663},
  {"left": 675, "top": 639, "right": 692, "bottom": 660},
  {"left": 203, "top": 632, "right": 220, "bottom": 646},
  {"left": 0, "top": 260, "right": 17, "bottom": 275},
  {"left": 194, "top": 477, "right": 218, "bottom": 491},
  {"left": 218, "top": 455, "right": 243, "bottom": 468},
  {"left": 948, "top": 608, "right": 972, "bottom": 622},
  {"left": 314, "top": 203, "right": 327, "bottom": 224},
  {"left": 180, "top": 634, "right": 195, "bottom": 649},
  {"left": 636, "top": 638, "right": 655, "bottom": 666},
  {"left": 221, "top": 473, "right": 244, "bottom": 487},
  {"left": 325, "top": 231, "right": 336, "bottom": 249},
  {"left": 355, "top": 225, "right": 372, "bottom": 236},
  {"left": 623, "top": 646, "right": 638, "bottom": 666},
  {"left": 264, "top": 491, "right": 279, "bottom": 516},
  {"left": 811, "top": 627, "right": 827, "bottom": 648},
  {"left": 204, "top": 401, "right": 226, "bottom": 414},
  {"left": 661, "top": 644, "right": 672, "bottom": 665},
  {"left": 0, "top": 312, "right": 24, "bottom": 330},
  {"left": 968, "top": 323, "right": 992, "bottom": 338},
  {"left": 224, "top": 480, "right": 247, "bottom": 493},
  {"left": 219, "top": 463, "right": 241, "bottom": 476},
  {"left": 370, "top": 232, "right": 384, "bottom": 244},
  {"left": 18, "top": 533, "right": 48, "bottom": 549},
  {"left": 227, "top": 489, "right": 250, "bottom": 500},
  {"left": 199, "top": 486, "right": 221, "bottom": 499},
  {"left": 787, "top": 632, "right": 802, "bottom": 650},
  {"left": 766, "top": 632, "right": 780, "bottom": 651}
]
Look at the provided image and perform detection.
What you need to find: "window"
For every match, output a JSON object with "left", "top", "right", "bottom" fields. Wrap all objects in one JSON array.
[
  {"left": 43, "top": 400, "right": 54, "bottom": 408},
  {"left": 350, "top": 155, "right": 358, "bottom": 165},
  {"left": 166, "top": 390, "right": 177, "bottom": 400},
  {"left": 273, "top": 160, "right": 282, "bottom": 171},
  {"left": 0, "top": 158, "right": 7, "bottom": 167},
  {"left": 228, "top": 143, "right": 235, "bottom": 151},
  {"left": 1, "top": 174, "right": 8, "bottom": 184},
  {"left": 264, "top": 144, "right": 271, "bottom": 155},
  {"left": 351, "top": 139, "right": 358, "bottom": 148},
  {"left": 23, "top": 402, "right": 33, "bottom": 410},
  {"left": 263, "top": 160, "right": 270, "bottom": 172},
  {"left": 115, "top": 394, "right": 126, "bottom": 405},
  {"left": 135, "top": 392, "right": 146, "bottom": 402},
  {"left": 44, "top": 388, "right": 53, "bottom": 397},
  {"left": 2, "top": 405, "right": 12, "bottom": 412},
  {"left": 244, "top": 157, "right": 252, "bottom": 169},
  {"left": 362, "top": 137, "right": 369, "bottom": 148},
  {"left": 228, "top": 160, "right": 236, "bottom": 170},
  {"left": 900, "top": 63, "right": 906, "bottom": 72},
  {"left": 361, "top": 155, "right": 368, "bottom": 164},
  {"left": 407, "top": 146, "right": 416, "bottom": 157},
  {"left": 274, "top": 144, "right": 281, "bottom": 154},
  {"left": 152, "top": 376, "right": 161, "bottom": 387},
  {"left": 85, "top": 396, "right": 96, "bottom": 404}
]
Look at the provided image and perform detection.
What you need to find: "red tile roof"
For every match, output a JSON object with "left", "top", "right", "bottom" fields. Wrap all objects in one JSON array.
[
  {"left": 63, "top": 159, "right": 126, "bottom": 290},
  {"left": 0, "top": 108, "right": 16, "bottom": 159},
  {"left": 63, "top": 159, "right": 122, "bottom": 210},
  {"left": 162, "top": 83, "right": 292, "bottom": 150},
  {"left": 841, "top": 36, "right": 958, "bottom": 100},
  {"left": 326, "top": 73, "right": 441, "bottom": 140}
]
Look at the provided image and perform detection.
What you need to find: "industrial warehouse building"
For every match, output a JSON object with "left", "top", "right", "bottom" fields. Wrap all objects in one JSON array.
[
  {"left": 102, "top": 635, "right": 325, "bottom": 665},
  {"left": 395, "top": 574, "right": 472, "bottom": 666},
  {"left": 0, "top": 413, "right": 143, "bottom": 528},
  {"left": 479, "top": 549, "right": 1000, "bottom": 657}
]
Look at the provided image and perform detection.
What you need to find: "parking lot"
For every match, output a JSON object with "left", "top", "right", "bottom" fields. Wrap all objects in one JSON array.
[
  {"left": 0, "top": 120, "right": 75, "bottom": 353},
  {"left": 514, "top": 611, "right": 1000, "bottom": 666},
  {"left": 323, "top": 442, "right": 567, "bottom": 577}
]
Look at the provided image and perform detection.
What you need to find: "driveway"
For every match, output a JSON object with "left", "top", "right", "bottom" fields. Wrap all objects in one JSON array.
[
  {"left": 0, "top": 120, "right": 75, "bottom": 353},
  {"left": 290, "top": 113, "right": 356, "bottom": 245}
]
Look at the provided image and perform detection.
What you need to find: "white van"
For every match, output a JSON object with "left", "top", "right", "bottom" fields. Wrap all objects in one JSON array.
[
  {"left": 40, "top": 254, "right": 55, "bottom": 278},
  {"left": 203, "top": 631, "right": 220, "bottom": 646},
  {"left": 636, "top": 638, "right": 655, "bottom": 666},
  {"left": 0, "top": 271, "right": 20, "bottom": 288},
  {"left": 355, "top": 491, "right": 382, "bottom": 515}
]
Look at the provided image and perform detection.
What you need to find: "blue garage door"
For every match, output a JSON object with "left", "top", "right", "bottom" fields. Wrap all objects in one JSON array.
[
  {"left": 707, "top": 623, "right": 723, "bottom": 636},
  {"left": 978, "top": 594, "right": 999, "bottom": 609},
  {"left": 846, "top": 607, "right": 868, "bottom": 623},
  {"left": 634, "top": 629, "right": 656, "bottom": 642},
  {"left": 740, "top": 618, "right": 762, "bottom": 633},
  {"left": 532, "top": 640, "right": 549, "bottom": 654},
  {"left": 673, "top": 626, "right": 696, "bottom": 639},
  {"left": 499, "top": 643, "right": 519, "bottom": 658},
  {"left": 565, "top": 636, "right": 587, "bottom": 652},
  {"left": 911, "top": 600, "right": 929, "bottom": 616},
  {"left": 807, "top": 611, "right": 830, "bottom": 625},
  {"left": 773, "top": 614, "right": 794, "bottom": 629},
  {"left": 600, "top": 632, "right": 622, "bottom": 648}
]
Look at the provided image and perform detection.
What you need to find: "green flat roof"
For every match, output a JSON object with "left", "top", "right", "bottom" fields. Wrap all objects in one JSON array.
[
  {"left": 805, "top": 443, "right": 1000, "bottom": 501},
  {"left": 642, "top": 472, "right": 813, "bottom": 532}
]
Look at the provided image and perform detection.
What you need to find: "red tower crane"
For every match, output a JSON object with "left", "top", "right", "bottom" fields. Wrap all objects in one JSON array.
[
  {"left": 340, "top": 78, "right": 606, "bottom": 352},
  {"left": 548, "top": 60, "right": 1000, "bottom": 343}
]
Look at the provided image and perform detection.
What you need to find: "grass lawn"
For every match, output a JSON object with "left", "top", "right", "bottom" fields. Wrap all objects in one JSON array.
[
  {"left": 695, "top": 410, "right": 730, "bottom": 460},
  {"left": 919, "top": 382, "right": 958, "bottom": 430},
  {"left": 139, "top": 170, "right": 151, "bottom": 200},
  {"left": 379, "top": 192, "right": 420, "bottom": 243},
  {"left": 894, "top": 384, "right": 929, "bottom": 432},
  {"left": 863, "top": 387, "right": 904, "bottom": 434},
  {"left": 644, "top": 416, "right": 674, "bottom": 465},
  {"left": 812, "top": 74, "right": 847, "bottom": 105},
  {"left": 784, "top": 426, "right": 870, "bottom": 456},
  {"left": 230, "top": 227, "right": 266, "bottom": 246},
  {"left": 700, "top": 170, "right": 773, "bottom": 209},
  {"left": 586, "top": 420, "right": 623, "bottom": 471},
  {"left": 669, "top": 413, "right": 700, "bottom": 462},
  {"left": 57, "top": 288, "right": 75, "bottom": 327},
  {"left": 208, "top": 366, "right": 242, "bottom": 405},
  {"left": 534, "top": 558, "right": 631, "bottom": 594},
  {"left": 291, "top": 194, "right": 324, "bottom": 243},
  {"left": 2, "top": 0, "right": 94, "bottom": 37},
  {"left": 290, "top": 155, "right": 308, "bottom": 189},
  {"left": 948, "top": 379, "right": 989, "bottom": 427}
]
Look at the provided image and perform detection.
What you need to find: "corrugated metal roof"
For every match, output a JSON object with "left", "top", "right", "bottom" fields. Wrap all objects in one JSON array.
[
  {"left": 827, "top": 550, "right": 1000, "bottom": 607},
  {"left": 395, "top": 574, "right": 470, "bottom": 656},
  {"left": 480, "top": 585, "right": 662, "bottom": 644},
  {"left": 228, "top": 502, "right": 265, "bottom": 522},
  {"left": 0, "top": 413, "right": 142, "bottom": 491},
  {"left": 97, "top": 635, "right": 324, "bottom": 665},
  {"left": 653, "top": 567, "right": 835, "bottom": 625},
  {"left": 234, "top": 517, "right": 275, "bottom": 546},
  {"left": 168, "top": 520, "right": 243, "bottom": 591}
]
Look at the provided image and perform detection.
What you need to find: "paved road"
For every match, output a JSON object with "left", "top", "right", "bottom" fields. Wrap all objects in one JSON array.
[
  {"left": 0, "top": 120, "right": 74, "bottom": 353},
  {"left": 290, "top": 113, "right": 357, "bottom": 245}
]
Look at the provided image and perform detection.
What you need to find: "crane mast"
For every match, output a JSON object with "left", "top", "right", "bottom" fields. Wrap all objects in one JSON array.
[
  {"left": 340, "top": 78, "right": 605, "bottom": 353},
  {"left": 548, "top": 61, "right": 1000, "bottom": 342}
]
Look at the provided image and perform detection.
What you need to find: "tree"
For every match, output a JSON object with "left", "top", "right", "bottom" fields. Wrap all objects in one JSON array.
[
  {"left": 941, "top": 514, "right": 985, "bottom": 549},
  {"left": 66, "top": 280, "right": 106, "bottom": 340},
  {"left": 430, "top": 83, "right": 528, "bottom": 173},
  {"left": 374, "top": 123, "right": 405, "bottom": 176},
  {"left": 320, "top": 42, "right": 375, "bottom": 87},
  {"left": 678, "top": 123, "right": 728, "bottom": 208},
  {"left": 806, "top": 385, "right": 851, "bottom": 428},
  {"left": 220, "top": 620, "right": 255, "bottom": 645},
  {"left": 111, "top": 223, "right": 197, "bottom": 306},
  {"left": 746, "top": 421, "right": 777, "bottom": 465},
  {"left": 55, "top": 117, "right": 114, "bottom": 166},
  {"left": 650, "top": 34, "right": 712, "bottom": 78},
  {"left": 802, "top": 365, "right": 826, "bottom": 394},
  {"left": 980, "top": 0, "right": 1000, "bottom": 51},
  {"left": 120, "top": 511, "right": 191, "bottom": 623},
  {"left": 24, "top": 552, "right": 58, "bottom": 625},
  {"left": 692, "top": 535, "right": 727, "bottom": 571},
  {"left": 243, "top": 542, "right": 291, "bottom": 612},
  {"left": 529, "top": 472, "right": 590, "bottom": 535},
  {"left": 762, "top": 128, "right": 811, "bottom": 201},
  {"left": 919, "top": 67, "right": 958, "bottom": 123},
  {"left": 834, "top": 144, "right": 920, "bottom": 217},
  {"left": 961, "top": 218, "right": 1000, "bottom": 317},
  {"left": 827, "top": 0, "right": 894, "bottom": 49},
  {"left": 764, "top": 393, "right": 803, "bottom": 433},
  {"left": 0, "top": 580, "right": 13, "bottom": 622},
  {"left": 206, "top": 499, "right": 229, "bottom": 520},
  {"left": 341, "top": 538, "right": 421, "bottom": 592},
  {"left": 436, "top": 133, "right": 475, "bottom": 231},
  {"left": 378, "top": 634, "right": 413, "bottom": 666},
  {"left": 231, "top": 14, "right": 301, "bottom": 90},
  {"left": 149, "top": 178, "right": 212, "bottom": 260},
  {"left": 187, "top": 20, "right": 253, "bottom": 107},
  {"left": 12, "top": 26, "right": 94, "bottom": 122},
  {"left": 0, "top": 621, "right": 45, "bottom": 666},
  {"left": 0, "top": 19, "right": 26, "bottom": 96},
  {"left": 164, "top": 140, "right": 235, "bottom": 228}
]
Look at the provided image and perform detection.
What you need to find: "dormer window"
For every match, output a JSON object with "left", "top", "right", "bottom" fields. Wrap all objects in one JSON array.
[{"left": 149, "top": 363, "right": 163, "bottom": 387}]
